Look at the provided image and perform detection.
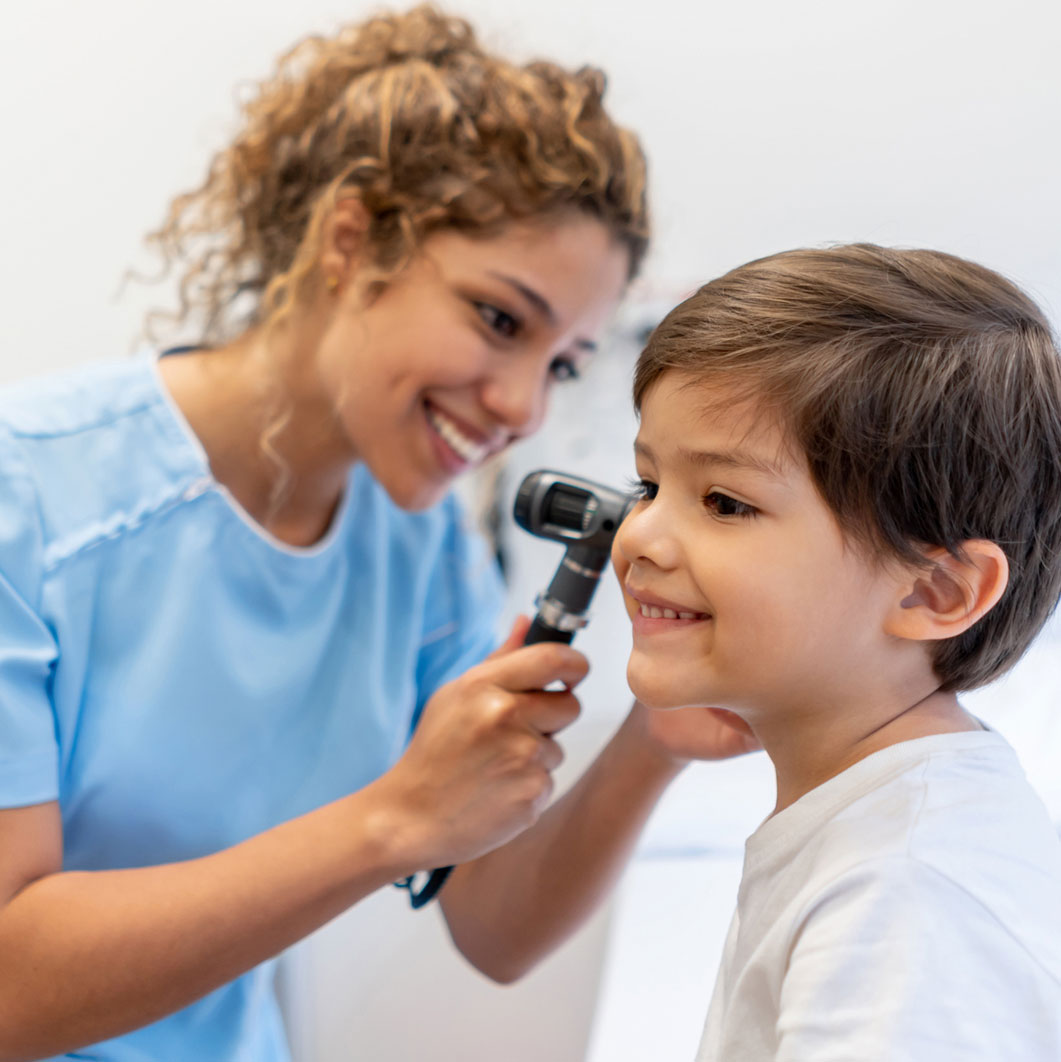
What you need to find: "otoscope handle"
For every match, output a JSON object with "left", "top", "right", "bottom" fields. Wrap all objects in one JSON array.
[
  {"left": 524, "top": 616, "right": 575, "bottom": 645},
  {"left": 395, "top": 613, "right": 575, "bottom": 908}
]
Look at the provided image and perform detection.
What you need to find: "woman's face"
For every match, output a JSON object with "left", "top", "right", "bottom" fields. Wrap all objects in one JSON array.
[{"left": 312, "top": 214, "right": 630, "bottom": 510}]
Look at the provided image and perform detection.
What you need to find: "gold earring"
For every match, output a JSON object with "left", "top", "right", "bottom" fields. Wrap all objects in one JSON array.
[{"left": 326, "top": 275, "right": 339, "bottom": 293}]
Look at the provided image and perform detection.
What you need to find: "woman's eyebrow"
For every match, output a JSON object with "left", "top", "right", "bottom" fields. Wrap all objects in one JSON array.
[
  {"left": 488, "top": 271, "right": 555, "bottom": 322},
  {"left": 487, "top": 271, "right": 598, "bottom": 353}
]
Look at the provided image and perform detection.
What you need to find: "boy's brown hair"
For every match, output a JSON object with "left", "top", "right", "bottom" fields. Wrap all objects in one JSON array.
[{"left": 634, "top": 244, "right": 1061, "bottom": 691}]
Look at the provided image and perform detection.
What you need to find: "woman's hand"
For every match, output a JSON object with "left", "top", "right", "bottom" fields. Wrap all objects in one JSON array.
[
  {"left": 377, "top": 617, "right": 588, "bottom": 870},
  {"left": 631, "top": 699, "right": 761, "bottom": 767}
]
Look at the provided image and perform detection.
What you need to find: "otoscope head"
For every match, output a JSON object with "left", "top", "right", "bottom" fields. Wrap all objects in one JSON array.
[
  {"left": 513, "top": 470, "right": 636, "bottom": 646},
  {"left": 513, "top": 470, "right": 636, "bottom": 554}
]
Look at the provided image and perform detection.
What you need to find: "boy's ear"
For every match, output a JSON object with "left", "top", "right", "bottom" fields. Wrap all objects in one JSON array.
[{"left": 884, "top": 540, "right": 1009, "bottom": 642}]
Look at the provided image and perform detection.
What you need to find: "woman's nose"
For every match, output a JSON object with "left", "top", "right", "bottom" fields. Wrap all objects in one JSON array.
[{"left": 480, "top": 357, "right": 549, "bottom": 436}]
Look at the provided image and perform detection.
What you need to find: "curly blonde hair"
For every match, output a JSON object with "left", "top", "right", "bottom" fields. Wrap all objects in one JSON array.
[{"left": 145, "top": 4, "right": 650, "bottom": 345}]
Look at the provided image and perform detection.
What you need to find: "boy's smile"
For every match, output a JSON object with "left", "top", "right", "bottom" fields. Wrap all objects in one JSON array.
[
  {"left": 626, "top": 587, "right": 711, "bottom": 631},
  {"left": 612, "top": 371, "right": 906, "bottom": 724}
]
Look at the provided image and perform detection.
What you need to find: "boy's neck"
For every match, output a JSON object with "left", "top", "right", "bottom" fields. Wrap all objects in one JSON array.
[{"left": 762, "top": 688, "right": 984, "bottom": 815}]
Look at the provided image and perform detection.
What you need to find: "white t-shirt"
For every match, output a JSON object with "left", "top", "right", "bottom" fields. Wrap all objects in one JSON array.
[{"left": 696, "top": 730, "right": 1061, "bottom": 1062}]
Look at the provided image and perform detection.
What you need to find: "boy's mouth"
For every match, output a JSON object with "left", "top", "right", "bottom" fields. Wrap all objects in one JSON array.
[
  {"left": 626, "top": 586, "right": 711, "bottom": 627},
  {"left": 637, "top": 603, "right": 708, "bottom": 621}
]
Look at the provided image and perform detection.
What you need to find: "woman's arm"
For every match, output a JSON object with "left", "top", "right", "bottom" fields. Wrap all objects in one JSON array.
[
  {"left": 441, "top": 701, "right": 759, "bottom": 982},
  {"left": 0, "top": 788, "right": 412, "bottom": 1061},
  {"left": 0, "top": 636, "right": 587, "bottom": 1061}
]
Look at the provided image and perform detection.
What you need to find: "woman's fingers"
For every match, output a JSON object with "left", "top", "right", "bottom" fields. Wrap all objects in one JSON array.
[
  {"left": 380, "top": 637, "right": 590, "bottom": 868},
  {"left": 537, "top": 734, "right": 565, "bottom": 772},
  {"left": 502, "top": 687, "right": 581, "bottom": 743},
  {"left": 478, "top": 640, "right": 590, "bottom": 695}
]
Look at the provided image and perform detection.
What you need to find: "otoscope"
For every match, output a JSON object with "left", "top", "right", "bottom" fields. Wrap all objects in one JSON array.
[
  {"left": 513, "top": 470, "right": 637, "bottom": 644},
  {"left": 398, "top": 469, "right": 636, "bottom": 908}
]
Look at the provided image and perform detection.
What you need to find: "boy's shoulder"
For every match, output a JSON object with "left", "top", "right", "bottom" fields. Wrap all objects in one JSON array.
[
  {"left": 787, "top": 730, "right": 1060, "bottom": 879},
  {"left": 833, "top": 730, "right": 1054, "bottom": 852},
  {"left": 715, "top": 731, "right": 1061, "bottom": 1061},
  {"left": 750, "top": 731, "right": 1061, "bottom": 978}
]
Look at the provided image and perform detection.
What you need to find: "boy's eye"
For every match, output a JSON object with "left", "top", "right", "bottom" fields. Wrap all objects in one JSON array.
[
  {"left": 476, "top": 302, "right": 521, "bottom": 338},
  {"left": 626, "top": 477, "right": 658, "bottom": 501},
  {"left": 704, "top": 491, "right": 756, "bottom": 518},
  {"left": 549, "top": 357, "right": 581, "bottom": 383}
]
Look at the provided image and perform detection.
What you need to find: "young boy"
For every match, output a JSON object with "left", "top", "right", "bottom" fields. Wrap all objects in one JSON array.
[{"left": 611, "top": 244, "right": 1061, "bottom": 1060}]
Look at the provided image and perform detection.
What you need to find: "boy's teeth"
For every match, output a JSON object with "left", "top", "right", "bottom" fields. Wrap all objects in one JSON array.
[
  {"left": 639, "top": 604, "right": 704, "bottom": 620},
  {"left": 427, "top": 406, "right": 487, "bottom": 464}
]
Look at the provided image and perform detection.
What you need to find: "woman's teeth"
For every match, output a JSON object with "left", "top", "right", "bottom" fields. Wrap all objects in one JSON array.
[
  {"left": 639, "top": 604, "right": 704, "bottom": 621},
  {"left": 427, "top": 406, "right": 488, "bottom": 464}
]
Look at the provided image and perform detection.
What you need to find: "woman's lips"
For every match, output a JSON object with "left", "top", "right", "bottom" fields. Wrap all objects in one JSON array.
[{"left": 424, "top": 400, "right": 491, "bottom": 470}]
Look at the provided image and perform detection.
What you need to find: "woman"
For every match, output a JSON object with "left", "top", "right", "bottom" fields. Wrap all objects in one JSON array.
[{"left": 0, "top": 7, "right": 755, "bottom": 1060}]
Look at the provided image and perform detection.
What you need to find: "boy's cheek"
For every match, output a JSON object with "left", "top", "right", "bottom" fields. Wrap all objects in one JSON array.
[{"left": 610, "top": 543, "right": 631, "bottom": 598}]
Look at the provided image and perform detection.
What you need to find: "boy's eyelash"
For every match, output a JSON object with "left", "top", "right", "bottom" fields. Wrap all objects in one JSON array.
[
  {"left": 704, "top": 491, "right": 757, "bottom": 518},
  {"left": 624, "top": 478, "right": 757, "bottom": 518},
  {"left": 625, "top": 476, "right": 657, "bottom": 500}
]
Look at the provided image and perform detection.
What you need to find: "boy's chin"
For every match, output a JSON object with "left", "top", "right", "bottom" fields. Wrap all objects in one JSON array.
[
  {"left": 624, "top": 658, "right": 709, "bottom": 709},
  {"left": 627, "top": 671, "right": 703, "bottom": 712}
]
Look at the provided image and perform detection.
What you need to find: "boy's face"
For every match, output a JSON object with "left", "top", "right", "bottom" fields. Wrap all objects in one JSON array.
[{"left": 612, "top": 371, "right": 905, "bottom": 719}]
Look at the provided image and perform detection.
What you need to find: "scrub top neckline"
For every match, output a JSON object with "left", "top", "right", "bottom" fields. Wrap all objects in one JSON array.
[{"left": 148, "top": 348, "right": 357, "bottom": 560}]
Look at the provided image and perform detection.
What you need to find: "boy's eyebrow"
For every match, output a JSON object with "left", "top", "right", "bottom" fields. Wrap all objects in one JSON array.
[
  {"left": 634, "top": 439, "right": 786, "bottom": 478},
  {"left": 486, "top": 271, "right": 597, "bottom": 353}
]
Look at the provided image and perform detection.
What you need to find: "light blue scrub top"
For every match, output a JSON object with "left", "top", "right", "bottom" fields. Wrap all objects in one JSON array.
[{"left": 0, "top": 353, "right": 504, "bottom": 1061}]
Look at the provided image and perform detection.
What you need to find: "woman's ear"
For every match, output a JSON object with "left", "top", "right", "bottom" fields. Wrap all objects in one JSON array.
[
  {"left": 884, "top": 540, "right": 1009, "bottom": 642},
  {"left": 319, "top": 195, "right": 371, "bottom": 292}
]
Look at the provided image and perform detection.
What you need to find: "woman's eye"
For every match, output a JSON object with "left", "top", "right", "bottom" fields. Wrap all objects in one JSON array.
[
  {"left": 549, "top": 358, "right": 581, "bottom": 383},
  {"left": 476, "top": 302, "right": 521, "bottom": 338},
  {"left": 704, "top": 491, "right": 756, "bottom": 518}
]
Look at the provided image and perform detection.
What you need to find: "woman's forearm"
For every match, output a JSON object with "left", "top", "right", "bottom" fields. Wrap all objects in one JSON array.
[
  {"left": 440, "top": 704, "right": 686, "bottom": 983},
  {"left": 0, "top": 635, "right": 600, "bottom": 1060},
  {"left": 0, "top": 783, "right": 411, "bottom": 1062}
]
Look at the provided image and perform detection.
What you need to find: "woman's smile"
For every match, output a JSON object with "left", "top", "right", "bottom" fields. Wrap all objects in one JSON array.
[
  {"left": 314, "top": 215, "right": 630, "bottom": 511},
  {"left": 423, "top": 400, "right": 494, "bottom": 471}
]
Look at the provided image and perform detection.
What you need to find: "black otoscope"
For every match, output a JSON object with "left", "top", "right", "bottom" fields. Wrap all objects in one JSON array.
[{"left": 398, "top": 469, "right": 636, "bottom": 908}]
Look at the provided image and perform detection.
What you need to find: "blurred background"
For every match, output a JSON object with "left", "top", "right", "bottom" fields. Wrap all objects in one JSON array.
[{"left": 2, "top": 1, "right": 1059, "bottom": 1059}]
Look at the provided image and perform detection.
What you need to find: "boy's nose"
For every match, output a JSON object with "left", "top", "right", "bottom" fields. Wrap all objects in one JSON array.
[
  {"left": 613, "top": 505, "right": 644, "bottom": 568},
  {"left": 613, "top": 498, "right": 679, "bottom": 571}
]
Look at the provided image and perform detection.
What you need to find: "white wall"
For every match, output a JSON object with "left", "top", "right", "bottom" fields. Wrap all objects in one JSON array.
[
  {"left": 4, "top": 2, "right": 1059, "bottom": 1060},
  {"left": 2, "top": 0, "right": 1058, "bottom": 382}
]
